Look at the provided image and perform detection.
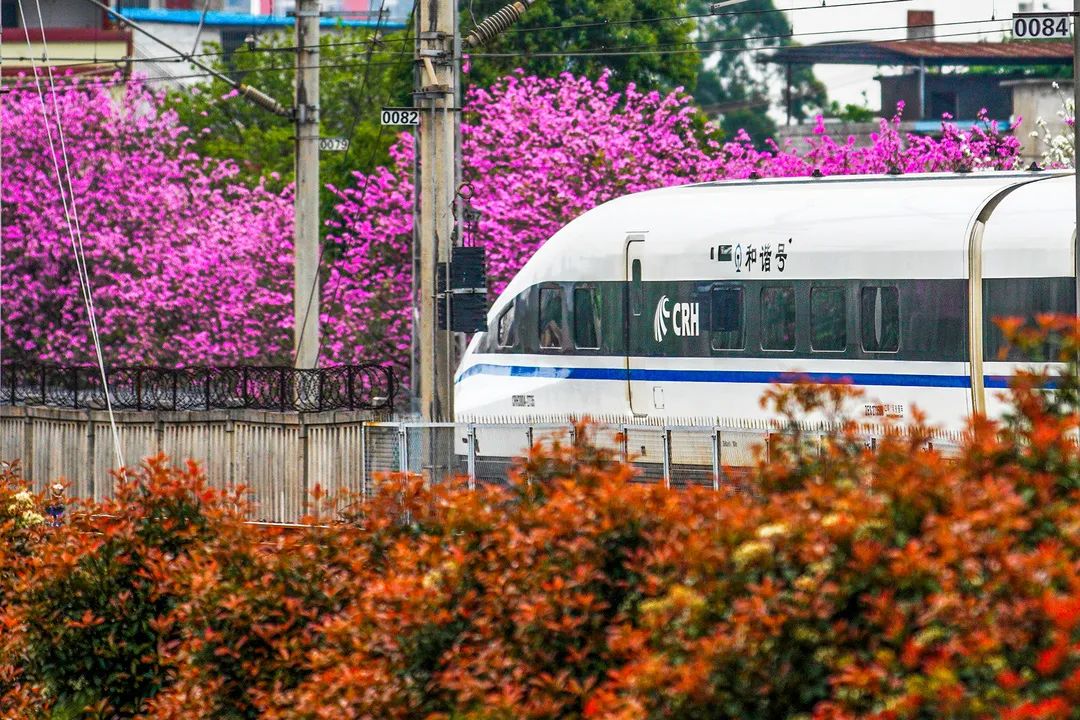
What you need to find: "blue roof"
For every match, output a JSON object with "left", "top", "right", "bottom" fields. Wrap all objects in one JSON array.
[
  {"left": 119, "top": 7, "right": 406, "bottom": 29},
  {"left": 911, "top": 119, "right": 1012, "bottom": 134}
]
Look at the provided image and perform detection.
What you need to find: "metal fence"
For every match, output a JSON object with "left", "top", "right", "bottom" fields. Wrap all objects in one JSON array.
[
  {"left": 0, "top": 406, "right": 965, "bottom": 523},
  {"left": 0, "top": 363, "right": 395, "bottom": 413},
  {"left": 357, "top": 421, "right": 964, "bottom": 495}
]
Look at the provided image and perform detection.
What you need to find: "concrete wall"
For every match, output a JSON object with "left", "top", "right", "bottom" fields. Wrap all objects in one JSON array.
[
  {"left": 21, "top": 0, "right": 101, "bottom": 29},
  {"left": 1006, "top": 78, "right": 1073, "bottom": 164},
  {"left": 133, "top": 22, "right": 222, "bottom": 86}
]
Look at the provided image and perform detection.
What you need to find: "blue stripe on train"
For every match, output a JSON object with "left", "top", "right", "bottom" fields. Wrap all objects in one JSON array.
[{"left": 455, "top": 363, "right": 1019, "bottom": 389}]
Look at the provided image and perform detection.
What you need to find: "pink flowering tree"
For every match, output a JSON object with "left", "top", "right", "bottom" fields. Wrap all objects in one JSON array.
[
  {"left": 1, "top": 70, "right": 1023, "bottom": 385},
  {"left": 2, "top": 75, "right": 294, "bottom": 367},
  {"left": 325, "top": 71, "right": 1023, "bottom": 384}
]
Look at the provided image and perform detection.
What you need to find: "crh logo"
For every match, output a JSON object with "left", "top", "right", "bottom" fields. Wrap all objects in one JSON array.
[
  {"left": 653, "top": 295, "right": 699, "bottom": 342},
  {"left": 654, "top": 295, "right": 672, "bottom": 342}
]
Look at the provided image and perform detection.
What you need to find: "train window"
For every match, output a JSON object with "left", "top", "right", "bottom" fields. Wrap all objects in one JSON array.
[
  {"left": 496, "top": 301, "right": 517, "bottom": 348},
  {"left": 538, "top": 286, "right": 565, "bottom": 350},
  {"left": 811, "top": 287, "right": 846, "bottom": 351},
  {"left": 573, "top": 286, "right": 601, "bottom": 350},
  {"left": 861, "top": 286, "right": 900, "bottom": 353},
  {"left": 631, "top": 259, "right": 643, "bottom": 316},
  {"left": 984, "top": 277, "right": 1075, "bottom": 360},
  {"left": 761, "top": 286, "right": 796, "bottom": 351},
  {"left": 710, "top": 284, "right": 744, "bottom": 350}
]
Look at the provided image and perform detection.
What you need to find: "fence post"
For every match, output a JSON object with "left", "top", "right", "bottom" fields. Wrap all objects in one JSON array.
[
  {"left": 85, "top": 410, "right": 95, "bottom": 501},
  {"left": 662, "top": 427, "right": 672, "bottom": 489},
  {"left": 466, "top": 424, "right": 477, "bottom": 491},
  {"left": 71, "top": 366, "right": 79, "bottom": 410},
  {"left": 22, "top": 410, "right": 32, "bottom": 486},
  {"left": 711, "top": 428, "right": 721, "bottom": 492},
  {"left": 360, "top": 423, "right": 368, "bottom": 499},
  {"left": 172, "top": 371, "right": 179, "bottom": 411},
  {"left": 135, "top": 369, "right": 143, "bottom": 412},
  {"left": 39, "top": 365, "right": 46, "bottom": 405},
  {"left": 398, "top": 423, "right": 408, "bottom": 475},
  {"left": 279, "top": 369, "right": 287, "bottom": 413},
  {"left": 241, "top": 367, "right": 249, "bottom": 407},
  {"left": 525, "top": 426, "right": 534, "bottom": 486},
  {"left": 317, "top": 371, "right": 325, "bottom": 413},
  {"left": 346, "top": 367, "right": 355, "bottom": 409},
  {"left": 204, "top": 370, "right": 211, "bottom": 411}
]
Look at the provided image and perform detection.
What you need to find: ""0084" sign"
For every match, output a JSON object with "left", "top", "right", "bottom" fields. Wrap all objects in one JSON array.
[{"left": 1012, "top": 14, "right": 1071, "bottom": 39}]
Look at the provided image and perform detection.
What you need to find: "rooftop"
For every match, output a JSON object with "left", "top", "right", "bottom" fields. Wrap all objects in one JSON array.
[
  {"left": 767, "top": 40, "right": 1074, "bottom": 67},
  {"left": 120, "top": 7, "right": 407, "bottom": 29}
]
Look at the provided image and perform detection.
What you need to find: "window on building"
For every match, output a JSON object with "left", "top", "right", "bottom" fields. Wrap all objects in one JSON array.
[
  {"left": 710, "top": 284, "right": 744, "bottom": 350},
  {"left": 496, "top": 301, "right": 517, "bottom": 349},
  {"left": 538, "top": 286, "right": 565, "bottom": 350},
  {"left": 573, "top": 286, "right": 601, "bottom": 350},
  {"left": 861, "top": 285, "right": 900, "bottom": 352},
  {"left": 630, "top": 259, "right": 643, "bottom": 316},
  {"left": 2, "top": 0, "right": 18, "bottom": 28},
  {"left": 761, "top": 286, "right": 796, "bottom": 351},
  {"left": 811, "top": 286, "right": 846, "bottom": 351}
]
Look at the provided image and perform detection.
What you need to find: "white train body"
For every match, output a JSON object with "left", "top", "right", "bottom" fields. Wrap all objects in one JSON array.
[{"left": 454, "top": 172, "right": 1076, "bottom": 432}]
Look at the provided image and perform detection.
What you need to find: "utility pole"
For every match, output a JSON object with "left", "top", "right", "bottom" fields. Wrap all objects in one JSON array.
[
  {"left": 294, "top": 0, "right": 321, "bottom": 370},
  {"left": 415, "top": 0, "right": 457, "bottom": 420},
  {"left": 1074, "top": 0, "right": 1079, "bottom": 320}
]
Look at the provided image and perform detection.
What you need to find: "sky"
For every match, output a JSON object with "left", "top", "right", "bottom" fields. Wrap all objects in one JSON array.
[{"left": 781, "top": 0, "right": 1073, "bottom": 112}]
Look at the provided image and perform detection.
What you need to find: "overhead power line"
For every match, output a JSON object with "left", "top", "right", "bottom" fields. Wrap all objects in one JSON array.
[
  {"left": 469, "top": 16, "right": 1010, "bottom": 58},
  {"left": 502, "top": 0, "right": 920, "bottom": 36},
  {"left": 4, "top": 14, "right": 1010, "bottom": 74},
  {"left": 0, "top": 23, "right": 1020, "bottom": 96}
]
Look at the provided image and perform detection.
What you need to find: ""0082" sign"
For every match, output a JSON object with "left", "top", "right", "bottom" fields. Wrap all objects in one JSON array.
[
  {"left": 1013, "top": 14, "right": 1071, "bottom": 39},
  {"left": 381, "top": 108, "right": 421, "bottom": 125}
]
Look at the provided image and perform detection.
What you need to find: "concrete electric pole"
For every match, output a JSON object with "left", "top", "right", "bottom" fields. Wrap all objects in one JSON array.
[
  {"left": 415, "top": 0, "right": 458, "bottom": 421},
  {"left": 1074, "top": 0, "right": 1079, "bottom": 319},
  {"left": 294, "top": 0, "right": 321, "bottom": 370}
]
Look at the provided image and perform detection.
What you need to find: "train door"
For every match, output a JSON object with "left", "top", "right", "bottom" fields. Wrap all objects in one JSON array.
[{"left": 624, "top": 235, "right": 649, "bottom": 416}]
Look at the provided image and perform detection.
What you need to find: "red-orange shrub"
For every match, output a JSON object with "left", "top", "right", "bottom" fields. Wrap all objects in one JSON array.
[{"left": 1, "top": 319, "right": 1080, "bottom": 718}]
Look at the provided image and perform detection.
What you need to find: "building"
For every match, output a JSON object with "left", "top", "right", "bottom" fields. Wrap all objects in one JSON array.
[
  {"left": 2, "top": 0, "right": 132, "bottom": 77},
  {"left": 0, "top": 0, "right": 403, "bottom": 86},
  {"left": 121, "top": 5, "right": 403, "bottom": 87},
  {"left": 766, "top": 11, "right": 1073, "bottom": 160},
  {"left": 781, "top": 0, "right": 1074, "bottom": 111}
]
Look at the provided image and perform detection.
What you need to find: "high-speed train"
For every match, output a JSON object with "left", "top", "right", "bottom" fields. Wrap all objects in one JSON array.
[{"left": 454, "top": 171, "right": 1076, "bottom": 431}]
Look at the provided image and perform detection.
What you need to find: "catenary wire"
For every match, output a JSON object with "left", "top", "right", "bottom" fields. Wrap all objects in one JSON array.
[
  {"left": 0, "top": 24, "right": 1024, "bottom": 97},
  {"left": 501, "top": 0, "right": 921, "bottom": 35},
  {"left": 29, "top": 0, "right": 125, "bottom": 472},
  {"left": 18, "top": 0, "right": 125, "bottom": 471},
  {"left": 293, "top": 0, "right": 391, "bottom": 366},
  {"left": 469, "top": 16, "right": 1012, "bottom": 58},
  {"left": 0, "top": 14, "right": 1015, "bottom": 82},
  {"left": 314, "top": 0, "right": 418, "bottom": 366},
  {"left": 0, "top": 0, "right": 951, "bottom": 73}
]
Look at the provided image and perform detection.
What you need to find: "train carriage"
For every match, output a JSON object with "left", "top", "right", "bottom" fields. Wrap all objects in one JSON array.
[{"left": 454, "top": 171, "right": 1076, "bottom": 432}]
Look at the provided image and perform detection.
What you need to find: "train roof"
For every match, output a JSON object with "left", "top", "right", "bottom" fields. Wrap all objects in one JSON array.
[{"left": 494, "top": 170, "right": 1075, "bottom": 316}]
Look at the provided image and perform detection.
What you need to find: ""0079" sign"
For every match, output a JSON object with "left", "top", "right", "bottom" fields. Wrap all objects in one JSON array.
[{"left": 1012, "top": 13, "right": 1071, "bottom": 39}]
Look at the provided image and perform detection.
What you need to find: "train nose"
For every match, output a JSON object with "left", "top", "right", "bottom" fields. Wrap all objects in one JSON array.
[{"left": 453, "top": 333, "right": 484, "bottom": 420}]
